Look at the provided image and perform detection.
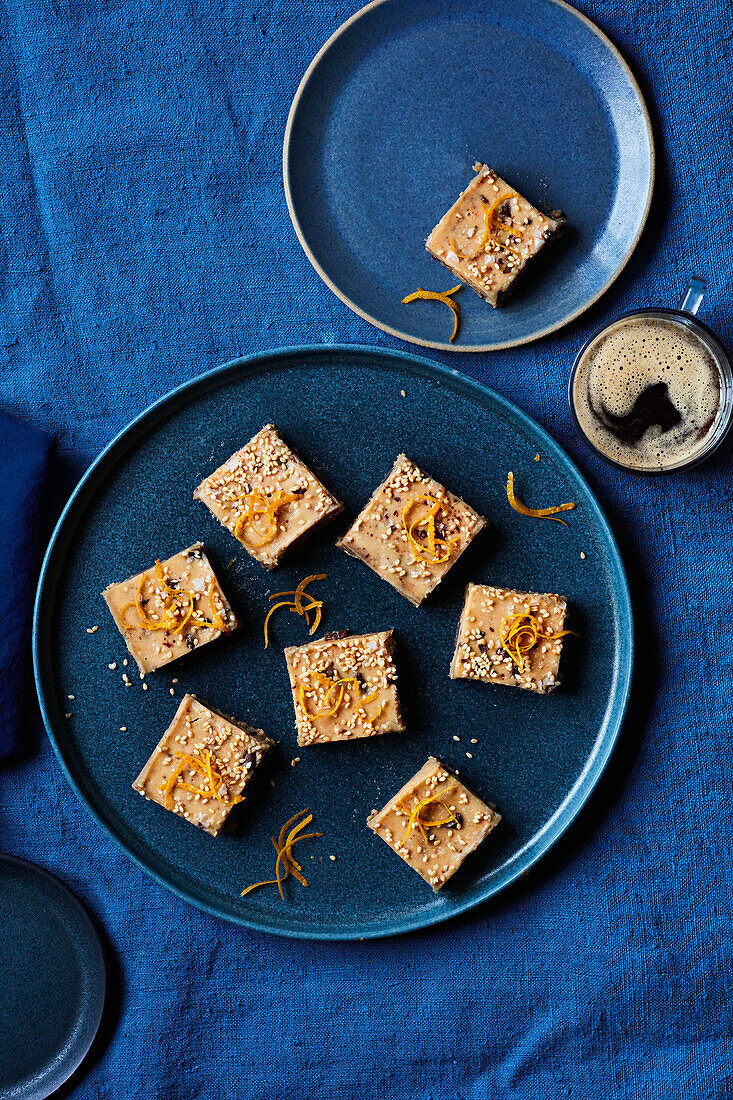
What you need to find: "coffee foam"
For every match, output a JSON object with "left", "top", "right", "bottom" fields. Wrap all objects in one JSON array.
[{"left": 572, "top": 316, "right": 722, "bottom": 471}]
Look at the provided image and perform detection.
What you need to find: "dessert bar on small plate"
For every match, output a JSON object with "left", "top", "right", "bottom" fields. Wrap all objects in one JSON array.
[{"left": 427, "top": 163, "right": 564, "bottom": 307}]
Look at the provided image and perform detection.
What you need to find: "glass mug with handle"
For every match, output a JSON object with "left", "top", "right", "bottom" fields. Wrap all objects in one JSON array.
[{"left": 568, "top": 277, "right": 733, "bottom": 473}]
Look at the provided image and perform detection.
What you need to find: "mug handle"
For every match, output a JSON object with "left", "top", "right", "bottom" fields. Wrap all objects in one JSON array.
[{"left": 677, "top": 275, "right": 706, "bottom": 316}]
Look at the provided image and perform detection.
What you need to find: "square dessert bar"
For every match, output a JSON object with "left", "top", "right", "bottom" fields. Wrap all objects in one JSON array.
[
  {"left": 103, "top": 542, "right": 238, "bottom": 674},
  {"left": 132, "top": 694, "right": 273, "bottom": 837},
  {"left": 450, "top": 583, "right": 568, "bottom": 693},
  {"left": 426, "top": 162, "right": 564, "bottom": 307},
  {"left": 284, "top": 629, "right": 405, "bottom": 746},
  {"left": 367, "top": 757, "right": 501, "bottom": 891},
  {"left": 337, "top": 455, "right": 485, "bottom": 606},
  {"left": 194, "top": 423, "right": 343, "bottom": 569}
]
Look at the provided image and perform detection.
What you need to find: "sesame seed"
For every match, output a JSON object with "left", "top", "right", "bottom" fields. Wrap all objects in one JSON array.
[
  {"left": 108, "top": 662, "right": 117, "bottom": 670},
  {"left": 86, "top": 625, "right": 99, "bottom": 634}
]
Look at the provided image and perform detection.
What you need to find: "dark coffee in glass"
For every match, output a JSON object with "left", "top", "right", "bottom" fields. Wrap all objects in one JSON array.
[{"left": 569, "top": 278, "right": 732, "bottom": 473}]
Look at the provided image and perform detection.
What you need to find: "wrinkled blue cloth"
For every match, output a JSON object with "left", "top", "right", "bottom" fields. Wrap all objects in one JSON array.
[
  {"left": 0, "top": 410, "right": 54, "bottom": 760},
  {"left": 1, "top": 0, "right": 732, "bottom": 1097}
]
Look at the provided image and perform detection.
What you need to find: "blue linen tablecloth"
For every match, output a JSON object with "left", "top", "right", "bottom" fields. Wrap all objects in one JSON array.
[{"left": 1, "top": 1, "right": 732, "bottom": 1097}]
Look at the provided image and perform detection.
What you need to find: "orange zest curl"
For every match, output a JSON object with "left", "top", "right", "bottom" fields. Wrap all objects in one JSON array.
[
  {"left": 299, "top": 671, "right": 382, "bottom": 727},
  {"left": 169, "top": 748, "right": 244, "bottom": 807},
  {"left": 402, "top": 489, "right": 459, "bottom": 566},
  {"left": 263, "top": 573, "right": 327, "bottom": 649},
  {"left": 449, "top": 192, "right": 520, "bottom": 262},
  {"left": 499, "top": 608, "right": 575, "bottom": 672},
  {"left": 241, "top": 808, "right": 323, "bottom": 900},
  {"left": 401, "top": 285, "right": 462, "bottom": 343},
  {"left": 483, "top": 192, "right": 521, "bottom": 258},
  {"left": 120, "top": 560, "right": 230, "bottom": 635},
  {"left": 450, "top": 204, "right": 492, "bottom": 260},
  {"left": 398, "top": 787, "right": 460, "bottom": 846},
  {"left": 233, "top": 487, "right": 302, "bottom": 548},
  {"left": 506, "top": 471, "right": 575, "bottom": 526}
]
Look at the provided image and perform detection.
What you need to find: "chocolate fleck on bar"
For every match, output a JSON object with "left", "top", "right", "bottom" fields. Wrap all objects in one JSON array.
[
  {"left": 132, "top": 694, "right": 273, "bottom": 836},
  {"left": 103, "top": 542, "right": 238, "bottom": 674},
  {"left": 284, "top": 629, "right": 404, "bottom": 746},
  {"left": 337, "top": 455, "right": 485, "bottom": 606},
  {"left": 450, "top": 582, "right": 568, "bottom": 693},
  {"left": 367, "top": 757, "right": 501, "bottom": 891},
  {"left": 194, "top": 424, "right": 343, "bottom": 569},
  {"left": 426, "top": 162, "right": 564, "bottom": 307}
]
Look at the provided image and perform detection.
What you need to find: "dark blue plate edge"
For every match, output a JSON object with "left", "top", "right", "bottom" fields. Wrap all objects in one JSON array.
[
  {"left": 282, "top": 0, "right": 656, "bottom": 353},
  {"left": 33, "top": 344, "right": 633, "bottom": 940},
  {"left": 0, "top": 855, "right": 106, "bottom": 1100}
]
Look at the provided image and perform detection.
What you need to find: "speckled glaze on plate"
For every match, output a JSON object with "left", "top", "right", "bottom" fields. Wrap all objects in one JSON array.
[
  {"left": 34, "top": 346, "right": 632, "bottom": 939},
  {"left": 283, "top": 0, "right": 654, "bottom": 351},
  {"left": 0, "top": 856, "right": 105, "bottom": 1099}
]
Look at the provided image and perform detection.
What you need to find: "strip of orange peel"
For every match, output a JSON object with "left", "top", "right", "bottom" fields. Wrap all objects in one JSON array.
[
  {"left": 399, "top": 787, "right": 459, "bottom": 846},
  {"left": 263, "top": 573, "right": 326, "bottom": 649},
  {"left": 241, "top": 808, "right": 323, "bottom": 899},
  {"left": 234, "top": 488, "right": 303, "bottom": 548},
  {"left": 506, "top": 471, "right": 575, "bottom": 526},
  {"left": 499, "top": 608, "right": 575, "bottom": 671},
  {"left": 402, "top": 489, "right": 459, "bottom": 565},
  {"left": 168, "top": 748, "right": 244, "bottom": 807},
  {"left": 121, "top": 561, "right": 225, "bottom": 634},
  {"left": 450, "top": 192, "right": 519, "bottom": 261},
  {"left": 299, "top": 671, "right": 382, "bottom": 725},
  {"left": 401, "top": 285, "right": 462, "bottom": 342}
]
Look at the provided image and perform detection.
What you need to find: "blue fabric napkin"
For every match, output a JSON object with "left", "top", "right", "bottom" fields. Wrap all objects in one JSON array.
[{"left": 0, "top": 410, "right": 54, "bottom": 761}]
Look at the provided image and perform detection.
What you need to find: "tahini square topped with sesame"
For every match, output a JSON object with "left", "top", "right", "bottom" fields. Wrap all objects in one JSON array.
[
  {"left": 132, "top": 694, "right": 272, "bottom": 837},
  {"left": 194, "top": 423, "right": 343, "bottom": 569},
  {"left": 103, "top": 543, "right": 238, "bottom": 674},
  {"left": 426, "top": 163, "right": 564, "bottom": 308},
  {"left": 450, "top": 583, "right": 569, "bottom": 694},
  {"left": 284, "top": 629, "right": 404, "bottom": 746},
  {"left": 337, "top": 455, "right": 485, "bottom": 606},
  {"left": 367, "top": 757, "right": 501, "bottom": 891}
]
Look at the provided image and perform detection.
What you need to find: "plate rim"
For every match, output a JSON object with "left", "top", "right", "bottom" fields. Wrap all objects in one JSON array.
[
  {"left": 282, "top": 0, "right": 656, "bottom": 353},
  {"left": 33, "top": 344, "right": 633, "bottom": 939},
  {"left": 0, "top": 854, "right": 106, "bottom": 1100}
]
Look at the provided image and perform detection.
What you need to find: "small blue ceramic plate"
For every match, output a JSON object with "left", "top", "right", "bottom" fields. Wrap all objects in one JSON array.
[
  {"left": 0, "top": 856, "right": 105, "bottom": 1099},
  {"left": 284, "top": 0, "right": 654, "bottom": 351},
  {"left": 34, "top": 346, "right": 632, "bottom": 939}
]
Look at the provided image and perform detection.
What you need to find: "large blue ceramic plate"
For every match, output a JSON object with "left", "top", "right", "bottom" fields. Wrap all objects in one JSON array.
[
  {"left": 284, "top": 0, "right": 654, "bottom": 351},
  {"left": 34, "top": 346, "right": 632, "bottom": 939},
  {"left": 0, "top": 856, "right": 105, "bottom": 1099}
]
